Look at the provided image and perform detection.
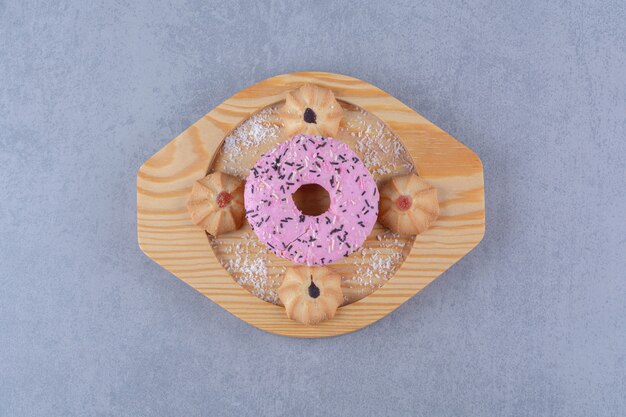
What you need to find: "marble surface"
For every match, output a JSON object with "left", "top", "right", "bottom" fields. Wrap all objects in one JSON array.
[{"left": 1, "top": 1, "right": 625, "bottom": 416}]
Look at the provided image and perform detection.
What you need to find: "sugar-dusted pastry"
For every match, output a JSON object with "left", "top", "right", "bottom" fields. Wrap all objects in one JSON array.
[
  {"left": 279, "top": 84, "right": 343, "bottom": 137},
  {"left": 277, "top": 266, "right": 343, "bottom": 325},
  {"left": 378, "top": 173, "right": 439, "bottom": 235},
  {"left": 245, "top": 134, "right": 379, "bottom": 266},
  {"left": 187, "top": 172, "right": 245, "bottom": 236}
]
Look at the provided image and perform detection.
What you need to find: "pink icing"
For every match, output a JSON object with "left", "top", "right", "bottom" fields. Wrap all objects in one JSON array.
[{"left": 244, "top": 134, "right": 379, "bottom": 266}]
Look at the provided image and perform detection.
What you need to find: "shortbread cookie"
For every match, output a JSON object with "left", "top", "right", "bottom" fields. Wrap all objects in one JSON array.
[
  {"left": 277, "top": 266, "right": 343, "bottom": 325},
  {"left": 279, "top": 84, "right": 343, "bottom": 137},
  {"left": 187, "top": 172, "right": 245, "bottom": 236},
  {"left": 378, "top": 174, "right": 439, "bottom": 235}
]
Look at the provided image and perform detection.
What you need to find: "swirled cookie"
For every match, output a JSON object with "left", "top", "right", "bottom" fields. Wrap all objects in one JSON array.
[
  {"left": 378, "top": 174, "right": 439, "bottom": 235},
  {"left": 187, "top": 172, "right": 245, "bottom": 236},
  {"left": 279, "top": 84, "right": 343, "bottom": 137},
  {"left": 277, "top": 266, "right": 343, "bottom": 325}
]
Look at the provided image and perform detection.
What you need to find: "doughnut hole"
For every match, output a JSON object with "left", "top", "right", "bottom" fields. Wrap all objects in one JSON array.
[{"left": 291, "top": 183, "right": 330, "bottom": 216}]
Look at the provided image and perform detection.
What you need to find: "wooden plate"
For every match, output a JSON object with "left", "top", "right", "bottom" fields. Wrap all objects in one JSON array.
[{"left": 137, "top": 72, "right": 485, "bottom": 338}]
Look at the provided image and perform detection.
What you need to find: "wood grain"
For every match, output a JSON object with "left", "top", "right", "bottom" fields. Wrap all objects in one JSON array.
[{"left": 137, "top": 72, "right": 485, "bottom": 338}]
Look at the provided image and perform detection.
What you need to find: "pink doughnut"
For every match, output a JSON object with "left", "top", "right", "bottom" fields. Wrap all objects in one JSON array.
[{"left": 244, "top": 134, "right": 379, "bottom": 266}]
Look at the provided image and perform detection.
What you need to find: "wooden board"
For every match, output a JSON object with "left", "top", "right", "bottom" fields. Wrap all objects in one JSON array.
[{"left": 137, "top": 72, "right": 485, "bottom": 338}]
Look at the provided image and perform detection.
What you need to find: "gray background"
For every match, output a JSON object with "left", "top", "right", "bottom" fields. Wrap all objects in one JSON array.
[{"left": 1, "top": 1, "right": 625, "bottom": 416}]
